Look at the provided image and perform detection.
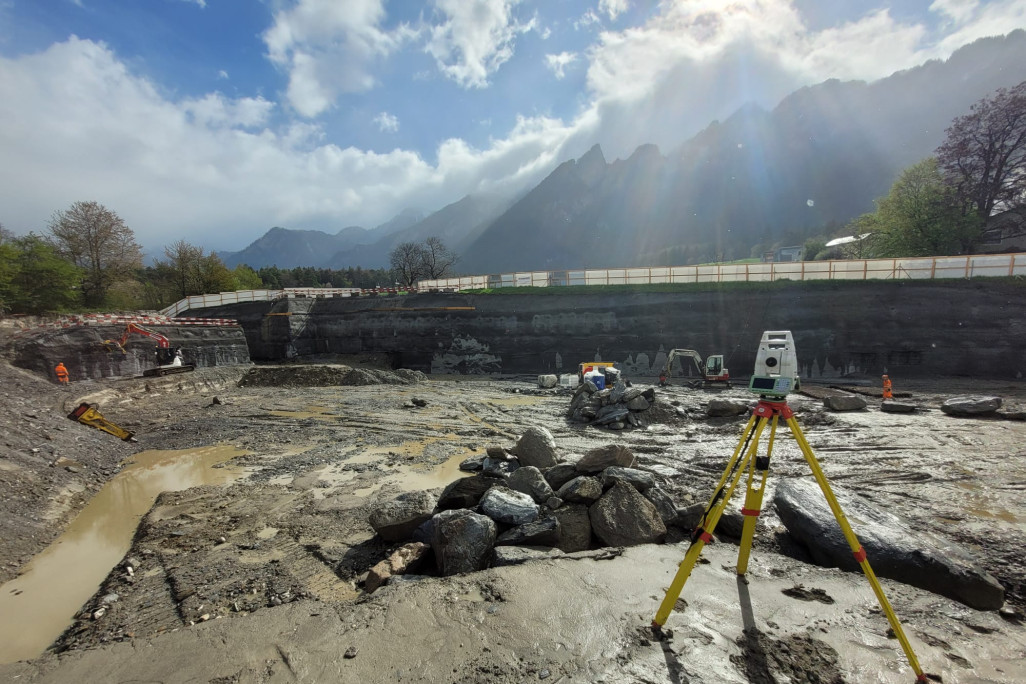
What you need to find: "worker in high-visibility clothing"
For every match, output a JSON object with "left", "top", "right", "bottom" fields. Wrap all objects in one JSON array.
[
  {"left": 882, "top": 374, "right": 893, "bottom": 400},
  {"left": 55, "top": 362, "right": 70, "bottom": 384}
]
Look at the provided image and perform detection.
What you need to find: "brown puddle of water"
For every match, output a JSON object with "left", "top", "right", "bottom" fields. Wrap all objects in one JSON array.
[{"left": 0, "top": 445, "right": 246, "bottom": 665}]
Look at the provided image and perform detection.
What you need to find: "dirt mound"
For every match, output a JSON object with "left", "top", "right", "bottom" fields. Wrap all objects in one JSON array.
[{"left": 237, "top": 365, "right": 425, "bottom": 388}]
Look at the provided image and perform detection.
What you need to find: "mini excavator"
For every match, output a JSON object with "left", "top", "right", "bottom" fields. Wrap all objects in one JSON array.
[{"left": 658, "top": 349, "right": 730, "bottom": 389}]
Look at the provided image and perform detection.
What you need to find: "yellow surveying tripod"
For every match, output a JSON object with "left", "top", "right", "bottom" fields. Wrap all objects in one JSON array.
[{"left": 651, "top": 397, "right": 928, "bottom": 682}]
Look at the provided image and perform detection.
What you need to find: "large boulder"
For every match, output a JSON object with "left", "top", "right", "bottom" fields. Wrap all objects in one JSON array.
[
  {"left": 437, "top": 474, "right": 502, "bottom": 510},
  {"left": 941, "top": 396, "right": 1002, "bottom": 417},
  {"left": 543, "top": 463, "right": 579, "bottom": 490},
  {"left": 482, "top": 455, "right": 520, "bottom": 478},
  {"left": 576, "top": 444, "right": 636, "bottom": 473},
  {"left": 495, "top": 516, "right": 560, "bottom": 547},
  {"left": 557, "top": 476, "right": 603, "bottom": 505},
  {"left": 706, "top": 399, "right": 750, "bottom": 417},
  {"left": 513, "top": 426, "right": 560, "bottom": 468},
  {"left": 643, "top": 487, "right": 682, "bottom": 528},
  {"left": 589, "top": 482, "right": 667, "bottom": 546},
  {"left": 593, "top": 405, "right": 630, "bottom": 426},
  {"left": 823, "top": 394, "right": 868, "bottom": 411},
  {"left": 881, "top": 400, "right": 917, "bottom": 414},
  {"left": 479, "top": 488, "right": 540, "bottom": 525},
  {"left": 369, "top": 491, "right": 438, "bottom": 542},
  {"left": 553, "top": 504, "right": 593, "bottom": 552},
  {"left": 775, "top": 478, "right": 1004, "bottom": 610},
  {"left": 507, "top": 466, "right": 556, "bottom": 503},
  {"left": 601, "top": 466, "right": 656, "bottom": 493},
  {"left": 537, "top": 374, "right": 558, "bottom": 389},
  {"left": 430, "top": 509, "right": 497, "bottom": 575}
]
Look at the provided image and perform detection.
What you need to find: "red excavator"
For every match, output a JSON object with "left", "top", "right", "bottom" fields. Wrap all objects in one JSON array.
[{"left": 103, "top": 322, "right": 195, "bottom": 377}]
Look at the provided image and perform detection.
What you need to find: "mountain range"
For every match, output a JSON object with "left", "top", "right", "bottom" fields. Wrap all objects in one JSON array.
[{"left": 219, "top": 30, "right": 1026, "bottom": 275}]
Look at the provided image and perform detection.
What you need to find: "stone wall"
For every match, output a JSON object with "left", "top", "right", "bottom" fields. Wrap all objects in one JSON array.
[{"left": 194, "top": 280, "right": 1026, "bottom": 380}]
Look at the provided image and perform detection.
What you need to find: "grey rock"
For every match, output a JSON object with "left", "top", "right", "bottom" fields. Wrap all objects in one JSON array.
[
  {"left": 609, "top": 380, "right": 627, "bottom": 404},
  {"left": 513, "top": 426, "right": 559, "bottom": 468},
  {"left": 437, "top": 474, "right": 502, "bottom": 510},
  {"left": 626, "top": 396, "right": 651, "bottom": 411},
  {"left": 482, "top": 456, "right": 520, "bottom": 478},
  {"left": 430, "top": 509, "right": 497, "bottom": 575},
  {"left": 458, "top": 454, "right": 485, "bottom": 472},
  {"left": 543, "top": 463, "right": 579, "bottom": 490},
  {"left": 775, "top": 478, "right": 1004, "bottom": 610},
  {"left": 678, "top": 502, "right": 706, "bottom": 530},
  {"left": 479, "top": 488, "right": 540, "bottom": 525},
  {"left": 881, "top": 400, "right": 917, "bottom": 414},
  {"left": 557, "top": 476, "right": 603, "bottom": 505},
  {"left": 593, "top": 405, "right": 629, "bottom": 425},
  {"left": 545, "top": 496, "right": 563, "bottom": 509},
  {"left": 823, "top": 394, "right": 868, "bottom": 411},
  {"left": 589, "top": 482, "right": 667, "bottom": 546},
  {"left": 601, "top": 466, "right": 656, "bottom": 492},
  {"left": 507, "top": 466, "right": 555, "bottom": 503},
  {"left": 495, "top": 516, "right": 560, "bottom": 547},
  {"left": 642, "top": 487, "right": 680, "bottom": 527},
  {"left": 537, "top": 374, "right": 558, "bottom": 389},
  {"left": 492, "top": 546, "right": 565, "bottom": 567},
  {"left": 582, "top": 380, "right": 598, "bottom": 394},
  {"left": 411, "top": 397, "right": 427, "bottom": 407},
  {"left": 706, "top": 399, "right": 750, "bottom": 417},
  {"left": 576, "top": 444, "right": 636, "bottom": 473},
  {"left": 369, "top": 491, "right": 438, "bottom": 542},
  {"left": 485, "top": 445, "right": 507, "bottom": 459},
  {"left": 623, "top": 387, "right": 643, "bottom": 402},
  {"left": 553, "top": 504, "right": 593, "bottom": 552},
  {"left": 941, "top": 396, "right": 1002, "bottom": 416}
]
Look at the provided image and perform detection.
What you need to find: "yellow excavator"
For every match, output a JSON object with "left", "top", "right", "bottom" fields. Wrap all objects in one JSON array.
[{"left": 658, "top": 349, "right": 731, "bottom": 389}]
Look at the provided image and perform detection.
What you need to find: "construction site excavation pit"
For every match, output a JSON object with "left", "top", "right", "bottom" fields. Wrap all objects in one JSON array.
[{"left": 2, "top": 360, "right": 1026, "bottom": 683}]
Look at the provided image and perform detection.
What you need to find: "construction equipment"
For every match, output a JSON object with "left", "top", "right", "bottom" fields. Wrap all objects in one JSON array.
[
  {"left": 577, "top": 361, "right": 616, "bottom": 384},
  {"left": 103, "top": 322, "right": 195, "bottom": 377},
  {"left": 67, "top": 403, "right": 135, "bottom": 441},
  {"left": 651, "top": 330, "right": 928, "bottom": 682},
  {"left": 658, "top": 349, "right": 730, "bottom": 388}
]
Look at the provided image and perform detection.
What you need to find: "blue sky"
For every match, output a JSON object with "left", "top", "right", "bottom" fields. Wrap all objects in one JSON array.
[{"left": 1, "top": 0, "right": 1024, "bottom": 253}]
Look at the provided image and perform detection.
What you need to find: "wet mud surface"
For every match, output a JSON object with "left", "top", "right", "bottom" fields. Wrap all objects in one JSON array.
[{"left": 1, "top": 361, "right": 1026, "bottom": 682}]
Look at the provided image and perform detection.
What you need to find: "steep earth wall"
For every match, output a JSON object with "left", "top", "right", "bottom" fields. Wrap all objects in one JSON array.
[
  {"left": 193, "top": 280, "right": 1026, "bottom": 380},
  {"left": 5, "top": 325, "right": 251, "bottom": 382}
]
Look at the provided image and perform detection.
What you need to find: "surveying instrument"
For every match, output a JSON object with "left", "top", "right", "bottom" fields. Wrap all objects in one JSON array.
[{"left": 651, "top": 331, "right": 928, "bottom": 682}]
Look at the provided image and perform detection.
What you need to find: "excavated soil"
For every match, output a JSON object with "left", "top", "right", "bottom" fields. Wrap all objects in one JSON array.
[{"left": 1, "top": 356, "right": 1025, "bottom": 683}]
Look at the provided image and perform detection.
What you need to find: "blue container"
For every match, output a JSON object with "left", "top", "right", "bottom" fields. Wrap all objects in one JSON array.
[{"left": 592, "top": 375, "right": 606, "bottom": 390}]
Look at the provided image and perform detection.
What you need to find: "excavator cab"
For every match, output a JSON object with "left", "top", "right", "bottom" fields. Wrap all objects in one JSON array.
[{"left": 155, "top": 346, "right": 178, "bottom": 365}]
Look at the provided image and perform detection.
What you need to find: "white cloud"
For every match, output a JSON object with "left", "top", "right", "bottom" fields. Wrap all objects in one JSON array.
[
  {"left": 181, "top": 0, "right": 207, "bottom": 8},
  {"left": 374, "top": 111, "right": 399, "bottom": 132},
  {"left": 599, "top": 0, "right": 629, "bottom": 21},
  {"left": 930, "top": 0, "right": 980, "bottom": 26},
  {"left": 545, "top": 51, "right": 577, "bottom": 79},
  {"left": 217, "top": 69, "right": 229, "bottom": 80},
  {"left": 262, "top": 0, "right": 414, "bottom": 117},
  {"left": 425, "top": 0, "right": 536, "bottom": 88}
]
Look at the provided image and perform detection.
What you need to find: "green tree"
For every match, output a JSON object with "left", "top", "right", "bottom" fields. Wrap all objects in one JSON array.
[
  {"left": 47, "top": 201, "right": 142, "bottom": 306},
  {"left": 233, "top": 264, "right": 263, "bottom": 290},
  {"left": 5, "top": 235, "right": 81, "bottom": 314},
  {"left": 0, "top": 223, "right": 18, "bottom": 314},
  {"left": 193, "top": 253, "right": 236, "bottom": 293},
  {"left": 163, "top": 239, "right": 204, "bottom": 299}
]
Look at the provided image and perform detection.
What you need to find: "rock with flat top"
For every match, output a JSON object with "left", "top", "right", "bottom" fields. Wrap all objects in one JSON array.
[{"left": 941, "top": 396, "right": 1002, "bottom": 417}]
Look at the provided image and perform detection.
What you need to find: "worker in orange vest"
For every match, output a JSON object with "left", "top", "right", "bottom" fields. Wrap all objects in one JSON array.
[
  {"left": 882, "top": 374, "right": 893, "bottom": 400},
  {"left": 55, "top": 362, "right": 70, "bottom": 384}
]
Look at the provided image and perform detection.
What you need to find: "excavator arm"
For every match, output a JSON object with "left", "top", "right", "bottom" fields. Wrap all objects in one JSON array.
[
  {"left": 660, "top": 349, "right": 706, "bottom": 385},
  {"left": 103, "top": 323, "right": 171, "bottom": 354}
]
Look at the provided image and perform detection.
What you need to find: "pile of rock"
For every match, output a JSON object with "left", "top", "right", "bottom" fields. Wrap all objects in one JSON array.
[
  {"left": 366, "top": 426, "right": 688, "bottom": 589},
  {"left": 567, "top": 379, "right": 657, "bottom": 429}
]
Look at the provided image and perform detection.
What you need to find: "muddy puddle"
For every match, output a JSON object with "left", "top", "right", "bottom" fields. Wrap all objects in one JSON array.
[{"left": 0, "top": 445, "right": 247, "bottom": 665}]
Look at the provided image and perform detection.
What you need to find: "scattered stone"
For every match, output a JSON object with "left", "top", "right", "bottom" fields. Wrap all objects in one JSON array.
[
  {"left": 387, "top": 542, "right": 429, "bottom": 575},
  {"left": 513, "top": 427, "right": 559, "bottom": 468},
  {"left": 101, "top": 593, "right": 119, "bottom": 604},
  {"left": 369, "top": 491, "right": 438, "bottom": 542},
  {"left": 344, "top": 646, "right": 358, "bottom": 659},
  {"left": 507, "top": 466, "right": 556, "bottom": 503},
  {"left": 479, "top": 488, "right": 540, "bottom": 525},
  {"left": 600, "top": 466, "right": 655, "bottom": 492},
  {"left": 545, "top": 496, "right": 563, "bottom": 510},
  {"left": 495, "top": 516, "right": 560, "bottom": 547},
  {"left": 881, "top": 400, "right": 917, "bottom": 413},
  {"left": 431, "top": 509, "right": 497, "bottom": 575},
  {"left": 364, "top": 560, "right": 392, "bottom": 593},
  {"left": 776, "top": 478, "right": 1005, "bottom": 610},
  {"left": 482, "top": 455, "right": 520, "bottom": 478},
  {"left": 557, "top": 476, "right": 603, "bottom": 505},
  {"left": 410, "top": 397, "right": 427, "bottom": 407},
  {"left": 437, "top": 474, "right": 502, "bottom": 510},
  {"left": 542, "top": 463, "right": 579, "bottom": 490},
  {"left": 552, "top": 504, "right": 593, "bottom": 552},
  {"left": 822, "top": 394, "right": 868, "bottom": 411},
  {"left": 485, "top": 445, "right": 507, "bottom": 459},
  {"left": 576, "top": 444, "right": 636, "bottom": 473},
  {"left": 706, "top": 399, "right": 750, "bottom": 417},
  {"left": 626, "top": 396, "right": 650, "bottom": 411},
  {"left": 458, "top": 454, "right": 486, "bottom": 472},
  {"left": 941, "top": 396, "right": 1002, "bottom": 417},
  {"left": 537, "top": 374, "right": 558, "bottom": 389},
  {"left": 589, "top": 482, "right": 667, "bottom": 546}
]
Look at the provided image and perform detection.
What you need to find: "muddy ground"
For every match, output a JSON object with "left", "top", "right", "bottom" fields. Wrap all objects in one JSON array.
[{"left": 1, "top": 357, "right": 1025, "bottom": 683}]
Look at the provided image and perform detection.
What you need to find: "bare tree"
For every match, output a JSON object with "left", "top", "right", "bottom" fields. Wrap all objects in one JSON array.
[
  {"left": 47, "top": 201, "right": 142, "bottom": 306},
  {"left": 163, "top": 239, "right": 204, "bottom": 298},
  {"left": 421, "top": 236, "right": 458, "bottom": 279},
  {"left": 390, "top": 241, "right": 427, "bottom": 287},
  {"left": 937, "top": 81, "right": 1026, "bottom": 230}
]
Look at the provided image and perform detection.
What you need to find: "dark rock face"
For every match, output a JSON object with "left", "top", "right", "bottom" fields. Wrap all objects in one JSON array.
[
  {"left": 553, "top": 504, "right": 593, "bottom": 552},
  {"left": 430, "top": 509, "right": 497, "bottom": 575},
  {"left": 437, "top": 474, "right": 502, "bottom": 510},
  {"left": 576, "top": 445, "right": 636, "bottom": 473},
  {"left": 941, "top": 396, "right": 1002, "bottom": 416},
  {"left": 369, "top": 491, "right": 438, "bottom": 542},
  {"left": 589, "top": 482, "right": 667, "bottom": 546},
  {"left": 775, "top": 478, "right": 1004, "bottom": 610},
  {"left": 513, "top": 427, "right": 560, "bottom": 468},
  {"left": 495, "top": 517, "right": 560, "bottom": 547}
]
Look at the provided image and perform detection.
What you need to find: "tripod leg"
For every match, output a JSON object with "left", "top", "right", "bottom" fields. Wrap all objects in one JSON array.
[
  {"left": 653, "top": 416, "right": 768, "bottom": 627},
  {"left": 785, "top": 416, "right": 927, "bottom": 681},
  {"left": 736, "top": 413, "right": 778, "bottom": 575}
]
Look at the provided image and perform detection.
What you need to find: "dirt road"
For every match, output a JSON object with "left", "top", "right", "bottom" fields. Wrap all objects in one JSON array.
[{"left": 0, "top": 361, "right": 1025, "bottom": 682}]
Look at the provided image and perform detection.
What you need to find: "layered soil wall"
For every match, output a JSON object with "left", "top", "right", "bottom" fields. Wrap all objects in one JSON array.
[{"left": 194, "top": 280, "right": 1026, "bottom": 380}]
